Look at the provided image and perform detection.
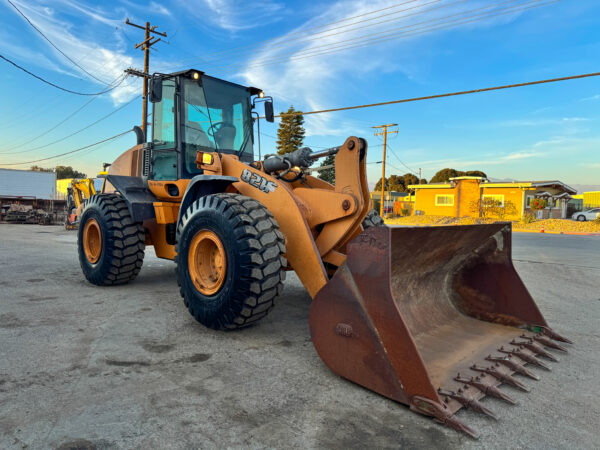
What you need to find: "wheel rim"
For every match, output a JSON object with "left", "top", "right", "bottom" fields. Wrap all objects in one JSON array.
[
  {"left": 188, "top": 230, "right": 227, "bottom": 296},
  {"left": 83, "top": 218, "right": 102, "bottom": 263}
]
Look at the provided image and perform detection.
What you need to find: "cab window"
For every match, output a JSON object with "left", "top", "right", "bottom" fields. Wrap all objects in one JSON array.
[{"left": 151, "top": 80, "right": 177, "bottom": 180}]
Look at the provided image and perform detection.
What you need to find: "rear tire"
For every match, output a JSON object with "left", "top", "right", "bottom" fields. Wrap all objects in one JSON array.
[
  {"left": 175, "top": 193, "right": 286, "bottom": 330},
  {"left": 362, "top": 209, "right": 385, "bottom": 229},
  {"left": 577, "top": 215, "right": 586, "bottom": 221},
  {"left": 78, "top": 194, "right": 145, "bottom": 286}
]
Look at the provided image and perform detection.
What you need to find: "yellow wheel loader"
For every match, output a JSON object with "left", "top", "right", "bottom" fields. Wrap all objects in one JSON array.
[
  {"left": 76, "top": 69, "right": 570, "bottom": 438},
  {"left": 65, "top": 169, "right": 109, "bottom": 230}
]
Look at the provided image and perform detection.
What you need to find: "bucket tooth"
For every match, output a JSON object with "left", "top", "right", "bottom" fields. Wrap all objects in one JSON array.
[
  {"left": 411, "top": 396, "right": 478, "bottom": 439},
  {"left": 470, "top": 364, "right": 529, "bottom": 392},
  {"left": 438, "top": 388, "right": 498, "bottom": 420},
  {"left": 442, "top": 415, "right": 479, "bottom": 439},
  {"left": 511, "top": 339, "right": 559, "bottom": 362},
  {"left": 540, "top": 327, "right": 573, "bottom": 344},
  {"left": 454, "top": 375, "right": 517, "bottom": 405},
  {"left": 500, "top": 347, "right": 551, "bottom": 371},
  {"left": 488, "top": 355, "right": 540, "bottom": 380},
  {"left": 525, "top": 334, "right": 568, "bottom": 352}
]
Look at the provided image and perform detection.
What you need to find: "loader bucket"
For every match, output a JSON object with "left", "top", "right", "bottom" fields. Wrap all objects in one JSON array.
[{"left": 309, "top": 224, "right": 570, "bottom": 438}]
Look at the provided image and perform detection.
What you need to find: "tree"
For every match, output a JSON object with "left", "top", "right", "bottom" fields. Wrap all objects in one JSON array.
[
  {"left": 374, "top": 173, "right": 423, "bottom": 192},
  {"left": 429, "top": 168, "right": 487, "bottom": 183},
  {"left": 374, "top": 177, "right": 389, "bottom": 191},
  {"left": 55, "top": 165, "right": 86, "bottom": 179},
  {"left": 465, "top": 170, "right": 487, "bottom": 178},
  {"left": 387, "top": 174, "right": 406, "bottom": 192},
  {"left": 30, "top": 165, "right": 53, "bottom": 172},
  {"left": 402, "top": 173, "right": 419, "bottom": 187},
  {"left": 276, "top": 106, "right": 305, "bottom": 155},
  {"left": 430, "top": 168, "right": 460, "bottom": 183},
  {"left": 316, "top": 154, "right": 335, "bottom": 184},
  {"left": 30, "top": 165, "right": 86, "bottom": 178}
]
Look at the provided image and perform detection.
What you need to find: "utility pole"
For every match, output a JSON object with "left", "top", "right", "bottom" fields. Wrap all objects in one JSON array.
[
  {"left": 373, "top": 123, "right": 398, "bottom": 217},
  {"left": 419, "top": 168, "right": 422, "bottom": 184},
  {"left": 125, "top": 18, "right": 167, "bottom": 140}
]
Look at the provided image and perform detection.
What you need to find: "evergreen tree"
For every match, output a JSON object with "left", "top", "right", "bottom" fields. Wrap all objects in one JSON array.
[
  {"left": 276, "top": 106, "right": 305, "bottom": 155},
  {"left": 317, "top": 154, "right": 335, "bottom": 184}
]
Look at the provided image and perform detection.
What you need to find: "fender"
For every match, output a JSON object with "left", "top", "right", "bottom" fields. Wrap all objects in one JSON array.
[
  {"left": 176, "top": 174, "right": 238, "bottom": 235},
  {"left": 105, "top": 175, "right": 157, "bottom": 222}
]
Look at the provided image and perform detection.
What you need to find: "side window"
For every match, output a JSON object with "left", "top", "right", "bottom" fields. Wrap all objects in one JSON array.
[
  {"left": 482, "top": 194, "right": 504, "bottom": 206},
  {"left": 152, "top": 81, "right": 176, "bottom": 149},
  {"left": 151, "top": 80, "right": 177, "bottom": 180},
  {"left": 435, "top": 194, "right": 454, "bottom": 206}
]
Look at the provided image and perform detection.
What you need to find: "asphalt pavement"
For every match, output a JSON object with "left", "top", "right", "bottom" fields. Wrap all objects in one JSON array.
[{"left": 0, "top": 225, "right": 598, "bottom": 449}]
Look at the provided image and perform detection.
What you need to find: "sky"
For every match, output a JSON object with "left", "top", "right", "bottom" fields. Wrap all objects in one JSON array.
[{"left": 0, "top": 0, "right": 599, "bottom": 190}]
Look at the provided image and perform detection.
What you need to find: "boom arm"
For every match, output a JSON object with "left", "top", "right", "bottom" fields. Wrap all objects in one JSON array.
[{"left": 197, "top": 136, "right": 371, "bottom": 297}]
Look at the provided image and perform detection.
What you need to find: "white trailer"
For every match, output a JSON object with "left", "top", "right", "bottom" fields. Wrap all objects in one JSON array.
[{"left": 0, "top": 168, "right": 57, "bottom": 200}]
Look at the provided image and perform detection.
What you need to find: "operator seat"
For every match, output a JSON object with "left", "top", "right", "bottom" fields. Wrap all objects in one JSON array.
[{"left": 214, "top": 124, "right": 236, "bottom": 150}]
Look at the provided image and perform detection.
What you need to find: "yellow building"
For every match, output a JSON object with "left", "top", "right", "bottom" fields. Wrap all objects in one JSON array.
[
  {"left": 582, "top": 191, "right": 600, "bottom": 208},
  {"left": 408, "top": 177, "right": 576, "bottom": 219}
]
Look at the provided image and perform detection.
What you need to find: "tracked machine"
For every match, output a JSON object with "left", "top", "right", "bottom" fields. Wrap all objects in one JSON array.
[{"left": 75, "top": 69, "right": 570, "bottom": 438}]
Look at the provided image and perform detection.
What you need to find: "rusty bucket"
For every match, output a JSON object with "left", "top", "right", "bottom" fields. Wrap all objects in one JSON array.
[{"left": 309, "top": 224, "right": 570, "bottom": 438}]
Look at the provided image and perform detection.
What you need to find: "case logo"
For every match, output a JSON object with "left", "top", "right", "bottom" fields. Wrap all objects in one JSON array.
[{"left": 241, "top": 169, "right": 277, "bottom": 194}]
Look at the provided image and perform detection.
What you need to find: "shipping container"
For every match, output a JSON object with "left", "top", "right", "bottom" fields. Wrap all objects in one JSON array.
[{"left": 0, "top": 168, "right": 57, "bottom": 200}]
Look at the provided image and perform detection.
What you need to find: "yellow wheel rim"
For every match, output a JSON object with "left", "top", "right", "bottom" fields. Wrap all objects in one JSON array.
[
  {"left": 83, "top": 218, "right": 102, "bottom": 263},
  {"left": 188, "top": 230, "right": 227, "bottom": 295}
]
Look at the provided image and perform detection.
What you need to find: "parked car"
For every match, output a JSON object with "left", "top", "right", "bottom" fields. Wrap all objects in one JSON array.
[{"left": 571, "top": 208, "right": 600, "bottom": 221}]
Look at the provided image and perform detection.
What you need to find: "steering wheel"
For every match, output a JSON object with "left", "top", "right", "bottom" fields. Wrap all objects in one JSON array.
[{"left": 207, "top": 121, "right": 234, "bottom": 137}]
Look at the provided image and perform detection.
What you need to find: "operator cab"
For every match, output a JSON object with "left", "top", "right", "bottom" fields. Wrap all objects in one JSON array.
[{"left": 147, "top": 69, "right": 273, "bottom": 181}]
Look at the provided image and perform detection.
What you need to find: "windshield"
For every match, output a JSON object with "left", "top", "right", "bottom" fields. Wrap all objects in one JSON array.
[{"left": 182, "top": 77, "right": 253, "bottom": 175}]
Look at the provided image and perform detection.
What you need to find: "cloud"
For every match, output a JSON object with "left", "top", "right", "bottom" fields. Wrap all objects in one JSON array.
[
  {"left": 150, "top": 1, "right": 171, "bottom": 16},
  {"left": 497, "top": 117, "right": 592, "bottom": 127},
  {"left": 580, "top": 94, "right": 600, "bottom": 102},
  {"left": 237, "top": 0, "right": 539, "bottom": 137},
  {"left": 6, "top": 0, "right": 138, "bottom": 104},
  {"left": 183, "top": 0, "right": 286, "bottom": 32}
]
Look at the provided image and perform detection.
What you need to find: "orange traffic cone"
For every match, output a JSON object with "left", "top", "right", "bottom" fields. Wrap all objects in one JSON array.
[{"left": 540, "top": 224, "right": 545, "bottom": 233}]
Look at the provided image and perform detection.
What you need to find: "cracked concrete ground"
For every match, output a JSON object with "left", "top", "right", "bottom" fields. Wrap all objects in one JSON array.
[{"left": 0, "top": 224, "right": 598, "bottom": 449}]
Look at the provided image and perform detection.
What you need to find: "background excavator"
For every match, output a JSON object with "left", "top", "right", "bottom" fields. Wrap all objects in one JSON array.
[{"left": 75, "top": 68, "right": 570, "bottom": 438}]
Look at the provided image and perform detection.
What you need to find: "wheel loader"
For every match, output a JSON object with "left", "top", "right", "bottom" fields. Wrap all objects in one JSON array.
[
  {"left": 65, "top": 176, "right": 103, "bottom": 229},
  {"left": 76, "top": 69, "right": 570, "bottom": 438}
]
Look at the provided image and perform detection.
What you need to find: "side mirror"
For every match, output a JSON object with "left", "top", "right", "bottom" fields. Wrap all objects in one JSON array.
[
  {"left": 264, "top": 100, "right": 274, "bottom": 123},
  {"left": 149, "top": 76, "right": 162, "bottom": 103}
]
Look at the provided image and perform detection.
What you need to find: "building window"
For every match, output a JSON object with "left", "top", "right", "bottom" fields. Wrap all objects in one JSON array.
[
  {"left": 526, "top": 196, "right": 533, "bottom": 207},
  {"left": 435, "top": 194, "right": 454, "bottom": 206},
  {"left": 482, "top": 194, "right": 504, "bottom": 206}
]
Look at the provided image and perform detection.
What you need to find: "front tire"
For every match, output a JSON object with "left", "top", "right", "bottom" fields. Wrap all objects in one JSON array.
[
  {"left": 78, "top": 194, "right": 145, "bottom": 285},
  {"left": 577, "top": 215, "right": 586, "bottom": 221},
  {"left": 175, "top": 193, "right": 286, "bottom": 330}
]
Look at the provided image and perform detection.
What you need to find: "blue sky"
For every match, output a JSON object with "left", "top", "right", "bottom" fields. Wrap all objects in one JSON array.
[{"left": 0, "top": 0, "right": 599, "bottom": 189}]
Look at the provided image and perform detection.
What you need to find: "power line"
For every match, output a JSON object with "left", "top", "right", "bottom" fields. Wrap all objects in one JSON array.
[
  {"left": 169, "top": 0, "right": 446, "bottom": 70},
  {"left": 265, "top": 70, "right": 600, "bottom": 119},
  {"left": 0, "top": 53, "right": 126, "bottom": 96},
  {"left": 386, "top": 144, "right": 420, "bottom": 176},
  {"left": 7, "top": 0, "right": 112, "bottom": 86},
  {"left": 214, "top": 0, "right": 554, "bottom": 74},
  {"left": 0, "top": 130, "right": 133, "bottom": 166},
  {"left": 168, "top": 0, "right": 427, "bottom": 68},
  {"left": 0, "top": 75, "right": 127, "bottom": 153},
  {"left": 0, "top": 95, "right": 138, "bottom": 155}
]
